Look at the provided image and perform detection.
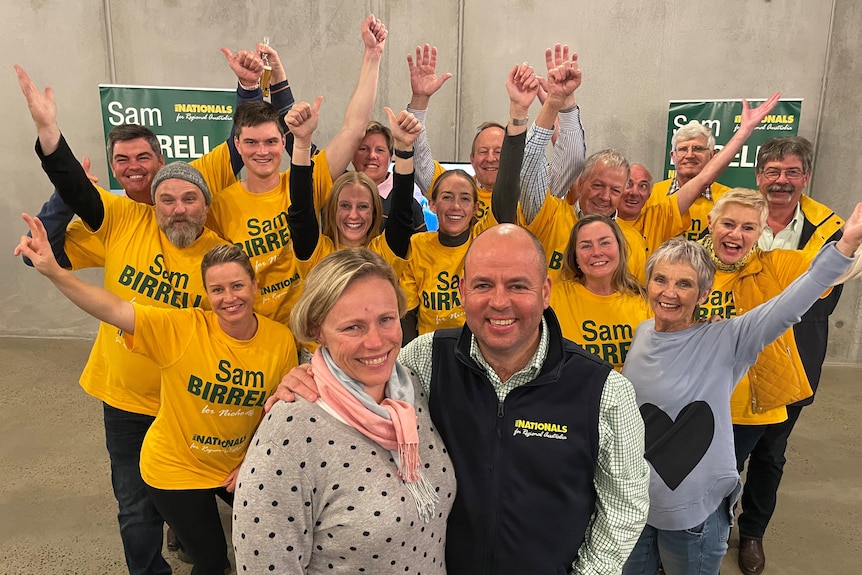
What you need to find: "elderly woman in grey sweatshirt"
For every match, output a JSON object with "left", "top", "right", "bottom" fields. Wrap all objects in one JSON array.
[{"left": 620, "top": 200, "right": 862, "bottom": 575}]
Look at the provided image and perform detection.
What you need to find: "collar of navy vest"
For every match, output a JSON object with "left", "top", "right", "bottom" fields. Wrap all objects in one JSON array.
[{"left": 452, "top": 307, "right": 568, "bottom": 384}]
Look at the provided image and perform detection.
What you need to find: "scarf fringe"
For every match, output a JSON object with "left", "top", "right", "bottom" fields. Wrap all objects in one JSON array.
[
  {"left": 404, "top": 470, "right": 439, "bottom": 523},
  {"left": 398, "top": 442, "right": 420, "bottom": 482}
]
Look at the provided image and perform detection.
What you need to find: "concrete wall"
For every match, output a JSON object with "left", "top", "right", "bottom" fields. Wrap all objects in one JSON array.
[{"left": 2, "top": 0, "right": 859, "bottom": 364}]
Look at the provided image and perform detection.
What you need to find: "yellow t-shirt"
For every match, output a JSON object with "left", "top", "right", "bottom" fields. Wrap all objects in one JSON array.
[
  {"left": 525, "top": 193, "right": 648, "bottom": 286},
  {"left": 630, "top": 193, "right": 692, "bottom": 254},
  {"left": 428, "top": 161, "right": 493, "bottom": 222},
  {"left": 191, "top": 141, "right": 237, "bottom": 198},
  {"left": 297, "top": 234, "right": 408, "bottom": 280},
  {"left": 128, "top": 306, "right": 297, "bottom": 489},
  {"left": 206, "top": 151, "right": 334, "bottom": 325},
  {"left": 65, "top": 188, "right": 227, "bottom": 416},
  {"left": 650, "top": 179, "right": 732, "bottom": 241},
  {"left": 551, "top": 281, "right": 651, "bottom": 371},
  {"left": 401, "top": 216, "right": 497, "bottom": 335}
]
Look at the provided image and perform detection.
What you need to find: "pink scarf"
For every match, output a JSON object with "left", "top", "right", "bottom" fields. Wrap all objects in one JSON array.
[{"left": 311, "top": 349, "right": 421, "bottom": 482}]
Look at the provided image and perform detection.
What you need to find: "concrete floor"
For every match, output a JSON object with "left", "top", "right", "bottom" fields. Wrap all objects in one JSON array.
[{"left": 0, "top": 336, "right": 859, "bottom": 574}]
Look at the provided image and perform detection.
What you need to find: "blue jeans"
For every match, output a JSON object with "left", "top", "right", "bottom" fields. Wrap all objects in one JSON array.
[
  {"left": 103, "top": 403, "right": 172, "bottom": 575},
  {"left": 622, "top": 498, "right": 731, "bottom": 575}
]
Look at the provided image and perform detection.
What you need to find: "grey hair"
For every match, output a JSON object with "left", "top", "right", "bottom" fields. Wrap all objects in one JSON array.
[
  {"left": 672, "top": 120, "right": 716, "bottom": 151},
  {"left": 646, "top": 237, "right": 715, "bottom": 297},
  {"left": 756, "top": 137, "right": 813, "bottom": 174},
  {"left": 581, "top": 149, "right": 630, "bottom": 183}
]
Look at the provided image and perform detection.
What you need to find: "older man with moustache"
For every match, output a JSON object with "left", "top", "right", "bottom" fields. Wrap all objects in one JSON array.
[{"left": 734, "top": 136, "right": 844, "bottom": 575}]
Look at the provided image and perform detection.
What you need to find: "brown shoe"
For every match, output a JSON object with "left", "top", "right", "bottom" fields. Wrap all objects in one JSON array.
[{"left": 738, "top": 537, "right": 765, "bottom": 574}]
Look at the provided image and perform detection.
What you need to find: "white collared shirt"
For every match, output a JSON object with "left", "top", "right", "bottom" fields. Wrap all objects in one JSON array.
[{"left": 759, "top": 202, "right": 804, "bottom": 251}]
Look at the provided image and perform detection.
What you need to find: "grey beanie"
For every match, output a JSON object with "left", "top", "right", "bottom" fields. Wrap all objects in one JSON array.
[{"left": 151, "top": 162, "right": 211, "bottom": 205}]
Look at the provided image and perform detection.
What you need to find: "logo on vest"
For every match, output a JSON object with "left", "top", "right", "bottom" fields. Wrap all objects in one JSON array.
[{"left": 512, "top": 418, "right": 568, "bottom": 441}]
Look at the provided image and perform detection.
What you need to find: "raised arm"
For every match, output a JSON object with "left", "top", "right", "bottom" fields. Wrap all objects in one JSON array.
[
  {"left": 285, "top": 98, "right": 323, "bottom": 261},
  {"left": 15, "top": 213, "right": 135, "bottom": 334},
  {"left": 384, "top": 107, "right": 422, "bottom": 258},
  {"left": 407, "top": 44, "right": 453, "bottom": 194},
  {"left": 495, "top": 63, "right": 538, "bottom": 224},
  {"left": 221, "top": 46, "right": 264, "bottom": 175},
  {"left": 258, "top": 42, "right": 314, "bottom": 158},
  {"left": 548, "top": 49, "right": 586, "bottom": 198},
  {"left": 323, "top": 14, "right": 387, "bottom": 178},
  {"left": 675, "top": 93, "right": 781, "bottom": 214},
  {"left": 521, "top": 45, "right": 584, "bottom": 205},
  {"left": 16, "top": 65, "right": 105, "bottom": 230},
  {"left": 519, "top": 57, "right": 581, "bottom": 223},
  {"left": 734, "top": 202, "right": 862, "bottom": 370}
]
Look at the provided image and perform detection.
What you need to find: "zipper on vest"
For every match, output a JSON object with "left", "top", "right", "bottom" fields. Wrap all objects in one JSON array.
[{"left": 484, "top": 399, "right": 506, "bottom": 573}]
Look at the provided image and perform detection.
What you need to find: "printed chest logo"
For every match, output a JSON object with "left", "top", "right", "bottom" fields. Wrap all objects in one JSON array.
[
  {"left": 512, "top": 419, "right": 568, "bottom": 441},
  {"left": 640, "top": 401, "right": 714, "bottom": 490}
]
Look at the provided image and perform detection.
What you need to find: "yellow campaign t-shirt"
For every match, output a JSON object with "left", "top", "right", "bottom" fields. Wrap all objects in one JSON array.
[
  {"left": 428, "top": 160, "right": 493, "bottom": 222},
  {"left": 551, "top": 281, "right": 651, "bottom": 372},
  {"left": 65, "top": 188, "right": 226, "bottom": 416},
  {"left": 525, "top": 193, "right": 648, "bottom": 286},
  {"left": 206, "top": 151, "right": 334, "bottom": 325},
  {"left": 297, "top": 233, "right": 408, "bottom": 280},
  {"left": 190, "top": 141, "right": 237, "bottom": 198},
  {"left": 401, "top": 216, "right": 497, "bottom": 335},
  {"left": 649, "top": 179, "right": 732, "bottom": 241},
  {"left": 128, "top": 305, "right": 297, "bottom": 490},
  {"left": 64, "top": 219, "right": 107, "bottom": 268},
  {"left": 630, "top": 193, "right": 692, "bottom": 254}
]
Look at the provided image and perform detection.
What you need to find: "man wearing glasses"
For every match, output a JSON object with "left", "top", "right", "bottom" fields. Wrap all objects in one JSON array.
[
  {"left": 734, "top": 136, "right": 844, "bottom": 575},
  {"left": 652, "top": 120, "right": 732, "bottom": 240}
]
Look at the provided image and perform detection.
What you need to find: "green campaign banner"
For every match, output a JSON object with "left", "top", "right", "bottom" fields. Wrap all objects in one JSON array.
[
  {"left": 663, "top": 99, "right": 802, "bottom": 189},
  {"left": 99, "top": 85, "right": 235, "bottom": 191}
]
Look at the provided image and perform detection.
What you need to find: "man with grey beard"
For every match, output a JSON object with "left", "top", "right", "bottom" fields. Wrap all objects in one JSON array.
[
  {"left": 734, "top": 136, "right": 844, "bottom": 575},
  {"left": 17, "top": 65, "right": 227, "bottom": 575}
]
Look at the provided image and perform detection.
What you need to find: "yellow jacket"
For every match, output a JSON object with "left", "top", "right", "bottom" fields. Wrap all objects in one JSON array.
[{"left": 727, "top": 248, "right": 828, "bottom": 417}]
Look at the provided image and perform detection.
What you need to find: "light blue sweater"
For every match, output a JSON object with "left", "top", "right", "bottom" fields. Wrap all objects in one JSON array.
[{"left": 622, "top": 243, "right": 851, "bottom": 530}]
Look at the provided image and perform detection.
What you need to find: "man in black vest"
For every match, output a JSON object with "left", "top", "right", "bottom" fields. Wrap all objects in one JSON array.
[{"left": 399, "top": 224, "right": 650, "bottom": 574}]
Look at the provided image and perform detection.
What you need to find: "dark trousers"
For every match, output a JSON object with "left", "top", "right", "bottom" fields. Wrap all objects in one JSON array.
[
  {"left": 103, "top": 403, "right": 171, "bottom": 575},
  {"left": 146, "top": 485, "right": 234, "bottom": 575},
  {"left": 732, "top": 405, "right": 804, "bottom": 540}
]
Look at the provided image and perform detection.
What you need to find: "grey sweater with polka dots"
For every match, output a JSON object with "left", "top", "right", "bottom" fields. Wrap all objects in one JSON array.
[{"left": 233, "top": 377, "right": 455, "bottom": 574}]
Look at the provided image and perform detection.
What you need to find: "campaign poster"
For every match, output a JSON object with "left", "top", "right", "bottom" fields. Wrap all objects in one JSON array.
[
  {"left": 99, "top": 85, "right": 235, "bottom": 191},
  {"left": 663, "top": 99, "right": 802, "bottom": 189}
]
